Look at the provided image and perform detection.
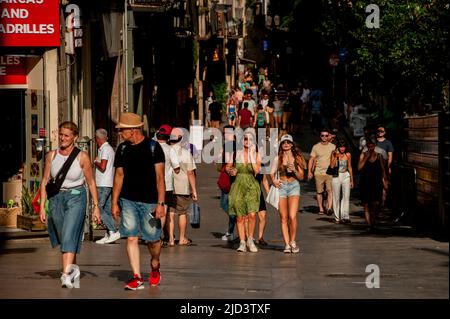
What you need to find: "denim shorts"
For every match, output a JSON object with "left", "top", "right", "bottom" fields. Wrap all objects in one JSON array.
[
  {"left": 47, "top": 186, "right": 87, "bottom": 254},
  {"left": 119, "top": 198, "right": 161, "bottom": 242},
  {"left": 279, "top": 180, "right": 301, "bottom": 198}
]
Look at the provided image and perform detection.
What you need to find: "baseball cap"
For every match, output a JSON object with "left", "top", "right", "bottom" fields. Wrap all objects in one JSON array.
[
  {"left": 280, "top": 134, "right": 294, "bottom": 144},
  {"left": 158, "top": 124, "right": 172, "bottom": 135}
]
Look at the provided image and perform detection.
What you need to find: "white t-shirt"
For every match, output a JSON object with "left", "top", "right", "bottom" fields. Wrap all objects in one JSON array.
[
  {"left": 95, "top": 142, "right": 115, "bottom": 187},
  {"left": 172, "top": 143, "right": 196, "bottom": 195},
  {"left": 159, "top": 142, "right": 180, "bottom": 191}
]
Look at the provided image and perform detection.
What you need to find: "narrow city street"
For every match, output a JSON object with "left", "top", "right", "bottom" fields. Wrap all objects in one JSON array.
[{"left": 0, "top": 125, "right": 448, "bottom": 302}]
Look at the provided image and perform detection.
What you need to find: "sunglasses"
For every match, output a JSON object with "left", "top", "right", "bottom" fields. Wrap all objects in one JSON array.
[
  {"left": 244, "top": 137, "right": 252, "bottom": 141},
  {"left": 378, "top": 130, "right": 385, "bottom": 133},
  {"left": 320, "top": 134, "right": 329, "bottom": 137}
]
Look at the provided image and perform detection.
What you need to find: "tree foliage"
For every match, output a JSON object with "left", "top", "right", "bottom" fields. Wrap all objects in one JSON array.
[{"left": 271, "top": 0, "right": 450, "bottom": 109}]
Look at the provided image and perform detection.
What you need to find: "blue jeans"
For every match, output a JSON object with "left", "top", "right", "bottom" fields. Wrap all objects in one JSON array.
[
  {"left": 119, "top": 198, "right": 161, "bottom": 242},
  {"left": 220, "top": 192, "right": 236, "bottom": 234},
  {"left": 47, "top": 186, "right": 87, "bottom": 254},
  {"left": 98, "top": 187, "right": 115, "bottom": 232}
]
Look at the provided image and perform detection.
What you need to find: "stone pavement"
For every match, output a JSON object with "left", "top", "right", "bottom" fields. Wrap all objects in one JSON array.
[{"left": 0, "top": 123, "right": 448, "bottom": 301}]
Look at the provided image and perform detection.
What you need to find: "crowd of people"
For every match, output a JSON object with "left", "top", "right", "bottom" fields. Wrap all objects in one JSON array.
[{"left": 37, "top": 68, "right": 394, "bottom": 290}]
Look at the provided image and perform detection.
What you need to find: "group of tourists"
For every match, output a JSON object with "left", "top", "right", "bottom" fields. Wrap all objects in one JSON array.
[
  {"left": 39, "top": 113, "right": 198, "bottom": 290},
  {"left": 38, "top": 92, "right": 394, "bottom": 291}
]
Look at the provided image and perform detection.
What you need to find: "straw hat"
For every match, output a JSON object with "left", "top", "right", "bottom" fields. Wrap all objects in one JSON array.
[{"left": 115, "top": 113, "right": 144, "bottom": 129}]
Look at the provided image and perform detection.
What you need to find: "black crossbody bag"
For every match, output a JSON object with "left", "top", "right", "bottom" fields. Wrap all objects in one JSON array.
[{"left": 46, "top": 147, "right": 81, "bottom": 199}]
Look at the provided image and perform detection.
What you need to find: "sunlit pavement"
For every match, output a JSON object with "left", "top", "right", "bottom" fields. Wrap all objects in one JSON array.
[{"left": 0, "top": 124, "right": 448, "bottom": 300}]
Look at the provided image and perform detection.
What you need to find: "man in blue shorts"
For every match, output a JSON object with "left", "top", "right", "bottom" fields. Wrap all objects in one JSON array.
[{"left": 112, "top": 112, "right": 166, "bottom": 290}]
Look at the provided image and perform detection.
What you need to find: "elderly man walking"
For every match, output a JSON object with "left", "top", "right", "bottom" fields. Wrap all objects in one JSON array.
[{"left": 93, "top": 128, "right": 120, "bottom": 244}]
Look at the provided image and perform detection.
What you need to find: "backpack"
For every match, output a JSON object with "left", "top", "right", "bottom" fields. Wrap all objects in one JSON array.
[{"left": 257, "top": 112, "right": 265, "bottom": 127}]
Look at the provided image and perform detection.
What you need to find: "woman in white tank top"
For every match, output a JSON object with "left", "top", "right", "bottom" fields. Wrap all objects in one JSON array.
[{"left": 40, "top": 121, "right": 101, "bottom": 289}]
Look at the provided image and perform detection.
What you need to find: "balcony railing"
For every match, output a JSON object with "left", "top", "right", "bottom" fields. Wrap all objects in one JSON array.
[{"left": 129, "top": 0, "right": 176, "bottom": 12}]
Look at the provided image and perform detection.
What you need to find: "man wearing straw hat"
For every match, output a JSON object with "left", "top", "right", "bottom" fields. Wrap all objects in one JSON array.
[{"left": 111, "top": 112, "right": 166, "bottom": 290}]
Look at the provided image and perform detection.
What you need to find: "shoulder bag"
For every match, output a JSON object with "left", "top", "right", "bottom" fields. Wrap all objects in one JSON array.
[
  {"left": 46, "top": 147, "right": 81, "bottom": 199},
  {"left": 217, "top": 166, "right": 231, "bottom": 193}
]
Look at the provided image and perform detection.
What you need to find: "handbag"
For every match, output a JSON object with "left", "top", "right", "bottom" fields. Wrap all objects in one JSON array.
[
  {"left": 32, "top": 189, "right": 49, "bottom": 215},
  {"left": 326, "top": 160, "right": 339, "bottom": 177},
  {"left": 45, "top": 147, "right": 81, "bottom": 199},
  {"left": 217, "top": 166, "right": 231, "bottom": 193},
  {"left": 189, "top": 201, "right": 201, "bottom": 229},
  {"left": 266, "top": 171, "right": 280, "bottom": 209}
]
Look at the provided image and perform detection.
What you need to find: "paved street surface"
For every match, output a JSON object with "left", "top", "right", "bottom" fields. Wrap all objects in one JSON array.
[{"left": 0, "top": 125, "right": 448, "bottom": 302}]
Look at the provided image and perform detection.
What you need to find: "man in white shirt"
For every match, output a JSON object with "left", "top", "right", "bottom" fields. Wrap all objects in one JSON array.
[
  {"left": 93, "top": 128, "right": 120, "bottom": 244},
  {"left": 155, "top": 124, "right": 180, "bottom": 246},
  {"left": 169, "top": 127, "right": 198, "bottom": 246}
]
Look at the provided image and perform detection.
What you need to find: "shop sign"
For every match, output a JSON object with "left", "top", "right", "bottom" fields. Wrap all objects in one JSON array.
[
  {"left": 0, "top": 0, "right": 60, "bottom": 47},
  {"left": 0, "top": 55, "right": 27, "bottom": 85}
]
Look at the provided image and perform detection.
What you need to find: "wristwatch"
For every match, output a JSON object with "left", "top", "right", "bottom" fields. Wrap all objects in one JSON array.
[{"left": 157, "top": 201, "right": 165, "bottom": 206}]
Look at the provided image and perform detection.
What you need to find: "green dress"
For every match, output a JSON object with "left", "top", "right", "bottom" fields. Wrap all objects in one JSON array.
[{"left": 228, "top": 163, "right": 261, "bottom": 216}]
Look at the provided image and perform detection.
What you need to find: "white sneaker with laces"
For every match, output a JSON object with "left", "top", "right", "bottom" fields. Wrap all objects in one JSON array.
[
  {"left": 247, "top": 237, "right": 258, "bottom": 253},
  {"left": 95, "top": 233, "right": 110, "bottom": 244},
  {"left": 103, "top": 231, "right": 121, "bottom": 244},
  {"left": 283, "top": 244, "right": 291, "bottom": 253},
  {"left": 290, "top": 241, "right": 300, "bottom": 253},
  {"left": 237, "top": 240, "right": 247, "bottom": 252}
]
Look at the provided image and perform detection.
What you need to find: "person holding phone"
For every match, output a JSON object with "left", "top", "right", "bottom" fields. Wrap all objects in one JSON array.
[
  {"left": 112, "top": 113, "right": 166, "bottom": 290},
  {"left": 329, "top": 139, "right": 353, "bottom": 224}
]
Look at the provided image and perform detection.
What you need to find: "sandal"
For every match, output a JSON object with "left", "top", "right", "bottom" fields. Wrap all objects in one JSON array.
[
  {"left": 318, "top": 211, "right": 325, "bottom": 215},
  {"left": 257, "top": 238, "right": 268, "bottom": 246},
  {"left": 178, "top": 238, "right": 193, "bottom": 246}
]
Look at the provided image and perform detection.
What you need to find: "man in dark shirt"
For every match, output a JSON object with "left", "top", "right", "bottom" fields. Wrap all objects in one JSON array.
[
  {"left": 112, "top": 112, "right": 166, "bottom": 290},
  {"left": 208, "top": 96, "right": 222, "bottom": 128}
]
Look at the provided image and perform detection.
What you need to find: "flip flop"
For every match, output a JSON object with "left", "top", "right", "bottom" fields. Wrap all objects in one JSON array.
[
  {"left": 167, "top": 241, "right": 175, "bottom": 247},
  {"left": 178, "top": 238, "right": 193, "bottom": 246}
]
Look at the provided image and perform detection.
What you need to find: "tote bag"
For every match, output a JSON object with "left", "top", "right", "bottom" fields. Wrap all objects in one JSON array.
[
  {"left": 189, "top": 201, "right": 201, "bottom": 229},
  {"left": 266, "top": 171, "right": 280, "bottom": 209}
]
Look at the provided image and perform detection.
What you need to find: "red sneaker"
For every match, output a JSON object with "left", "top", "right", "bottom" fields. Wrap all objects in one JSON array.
[
  {"left": 149, "top": 263, "right": 161, "bottom": 286},
  {"left": 124, "top": 274, "right": 144, "bottom": 290}
]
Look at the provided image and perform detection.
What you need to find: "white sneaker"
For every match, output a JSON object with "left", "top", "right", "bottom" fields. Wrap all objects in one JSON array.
[
  {"left": 103, "top": 231, "right": 121, "bottom": 244},
  {"left": 290, "top": 241, "right": 300, "bottom": 253},
  {"left": 95, "top": 233, "right": 110, "bottom": 244},
  {"left": 237, "top": 240, "right": 247, "bottom": 252},
  {"left": 283, "top": 244, "right": 291, "bottom": 253},
  {"left": 221, "top": 232, "right": 236, "bottom": 241},
  {"left": 247, "top": 237, "right": 258, "bottom": 253},
  {"left": 221, "top": 232, "right": 231, "bottom": 241}
]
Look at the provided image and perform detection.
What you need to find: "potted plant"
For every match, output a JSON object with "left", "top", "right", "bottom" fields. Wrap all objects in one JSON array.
[
  {"left": 17, "top": 184, "right": 47, "bottom": 231},
  {"left": 0, "top": 199, "right": 21, "bottom": 228}
]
